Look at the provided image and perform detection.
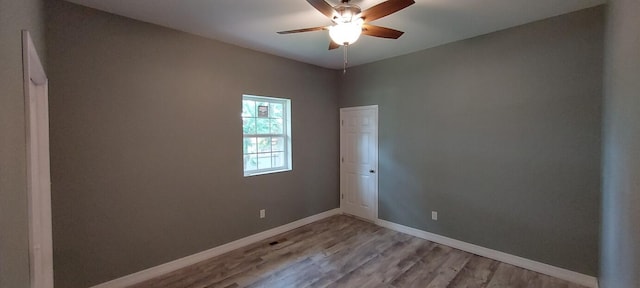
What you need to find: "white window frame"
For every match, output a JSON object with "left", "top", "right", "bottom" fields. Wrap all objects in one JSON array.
[{"left": 242, "top": 94, "right": 292, "bottom": 176}]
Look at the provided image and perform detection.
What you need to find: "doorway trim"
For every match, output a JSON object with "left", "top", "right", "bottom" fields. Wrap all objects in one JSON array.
[
  {"left": 339, "top": 105, "right": 379, "bottom": 222},
  {"left": 23, "top": 30, "right": 54, "bottom": 288}
]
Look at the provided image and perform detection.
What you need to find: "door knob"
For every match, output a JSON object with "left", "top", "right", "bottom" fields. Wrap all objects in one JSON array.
[{"left": 369, "top": 170, "right": 375, "bottom": 173}]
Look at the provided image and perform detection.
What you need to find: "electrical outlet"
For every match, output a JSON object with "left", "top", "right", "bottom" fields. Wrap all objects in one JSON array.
[
  {"left": 260, "top": 209, "right": 266, "bottom": 219},
  {"left": 431, "top": 211, "right": 438, "bottom": 221}
]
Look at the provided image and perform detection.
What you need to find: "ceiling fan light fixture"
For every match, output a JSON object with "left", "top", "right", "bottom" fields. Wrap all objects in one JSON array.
[{"left": 329, "top": 21, "right": 362, "bottom": 45}]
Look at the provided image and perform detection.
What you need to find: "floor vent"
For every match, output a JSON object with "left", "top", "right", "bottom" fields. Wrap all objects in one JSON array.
[{"left": 269, "top": 238, "right": 286, "bottom": 246}]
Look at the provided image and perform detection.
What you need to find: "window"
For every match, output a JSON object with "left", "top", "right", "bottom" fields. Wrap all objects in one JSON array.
[{"left": 242, "top": 95, "right": 292, "bottom": 176}]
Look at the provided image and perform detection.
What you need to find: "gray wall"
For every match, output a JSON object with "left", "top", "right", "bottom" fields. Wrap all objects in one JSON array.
[
  {"left": 0, "top": 0, "right": 46, "bottom": 287},
  {"left": 600, "top": 0, "right": 640, "bottom": 287},
  {"left": 46, "top": 1, "right": 339, "bottom": 287},
  {"left": 339, "top": 6, "right": 603, "bottom": 275}
]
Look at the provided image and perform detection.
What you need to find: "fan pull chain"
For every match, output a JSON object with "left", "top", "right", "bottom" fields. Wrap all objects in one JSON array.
[{"left": 343, "top": 44, "right": 349, "bottom": 74}]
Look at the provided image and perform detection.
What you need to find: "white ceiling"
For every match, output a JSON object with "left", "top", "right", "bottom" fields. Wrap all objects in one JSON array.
[{"left": 64, "top": 0, "right": 605, "bottom": 69}]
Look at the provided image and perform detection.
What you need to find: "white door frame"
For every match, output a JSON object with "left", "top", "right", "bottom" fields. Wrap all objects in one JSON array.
[
  {"left": 339, "top": 105, "right": 379, "bottom": 221},
  {"left": 23, "top": 30, "right": 54, "bottom": 288}
]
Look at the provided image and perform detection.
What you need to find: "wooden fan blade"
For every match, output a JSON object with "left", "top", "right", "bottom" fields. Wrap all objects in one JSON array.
[
  {"left": 329, "top": 41, "right": 340, "bottom": 50},
  {"left": 306, "top": 0, "right": 336, "bottom": 19},
  {"left": 277, "top": 26, "right": 328, "bottom": 34},
  {"left": 360, "top": 0, "right": 415, "bottom": 23},
  {"left": 362, "top": 24, "right": 404, "bottom": 39}
]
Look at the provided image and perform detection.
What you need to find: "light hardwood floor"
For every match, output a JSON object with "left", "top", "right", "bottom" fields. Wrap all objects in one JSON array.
[{"left": 130, "top": 215, "right": 587, "bottom": 288}]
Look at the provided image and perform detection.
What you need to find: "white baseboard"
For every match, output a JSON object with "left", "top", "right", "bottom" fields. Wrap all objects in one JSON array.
[
  {"left": 375, "top": 219, "right": 599, "bottom": 288},
  {"left": 91, "top": 208, "right": 342, "bottom": 288}
]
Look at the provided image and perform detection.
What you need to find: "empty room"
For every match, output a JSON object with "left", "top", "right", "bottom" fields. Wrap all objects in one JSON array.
[{"left": 1, "top": 0, "right": 638, "bottom": 287}]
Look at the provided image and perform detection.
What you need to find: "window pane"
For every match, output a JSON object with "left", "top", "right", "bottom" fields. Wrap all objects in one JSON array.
[
  {"left": 257, "top": 153, "right": 272, "bottom": 169},
  {"left": 271, "top": 103, "right": 284, "bottom": 118},
  {"left": 271, "top": 118, "right": 283, "bottom": 134},
  {"left": 243, "top": 137, "right": 257, "bottom": 154},
  {"left": 257, "top": 137, "right": 271, "bottom": 152},
  {"left": 244, "top": 154, "right": 257, "bottom": 171},
  {"left": 272, "top": 137, "right": 284, "bottom": 152},
  {"left": 243, "top": 118, "right": 256, "bottom": 135},
  {"left": 242, "top": 100, "right": 256, "bottom": 117},
  {"left": 272, "top": 152, "right": 285, "bottom": 168},
  {"left": 256, "top": 118, "right": 270, "bottom": 134}
]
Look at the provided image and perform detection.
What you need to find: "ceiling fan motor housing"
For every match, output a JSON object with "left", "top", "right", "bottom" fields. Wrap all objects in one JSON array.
[{"left": 333, "top": 4, "right": 362, "bottom": 23}]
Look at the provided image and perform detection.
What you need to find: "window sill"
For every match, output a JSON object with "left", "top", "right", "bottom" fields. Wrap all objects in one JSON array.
[{"left": 244, "top": 168, "right": 292, "bottom": 177}]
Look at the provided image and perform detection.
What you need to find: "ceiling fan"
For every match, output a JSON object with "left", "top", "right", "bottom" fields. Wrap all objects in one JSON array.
[{"left": 278, "top": 0, "right": 416, "bottom": 50}]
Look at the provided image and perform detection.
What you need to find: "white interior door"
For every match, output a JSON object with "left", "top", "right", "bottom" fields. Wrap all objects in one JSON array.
[
  {"left": 340, "top": 105, "right": 378, "bottom": 221},
  {"left": 23, "top": 30, "right": 54, "bottom": 288}
]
